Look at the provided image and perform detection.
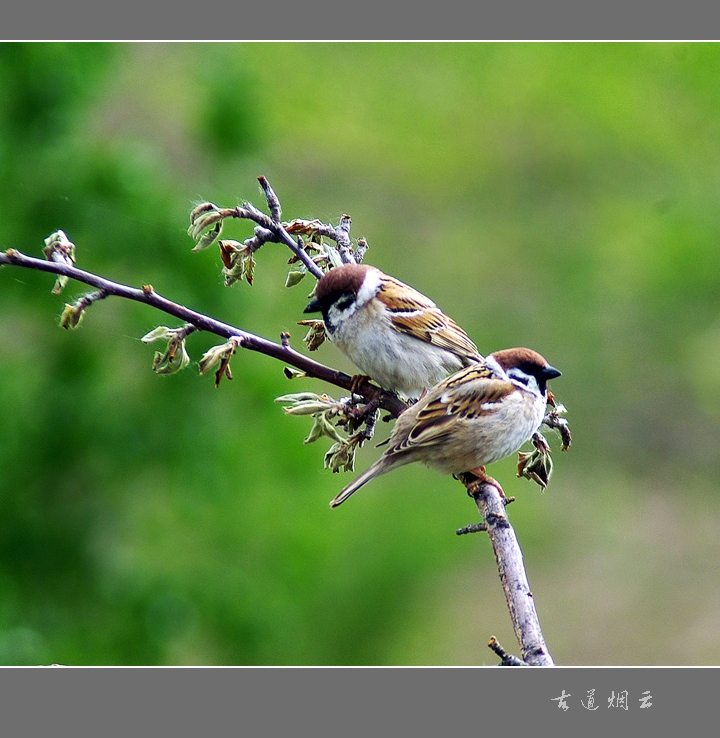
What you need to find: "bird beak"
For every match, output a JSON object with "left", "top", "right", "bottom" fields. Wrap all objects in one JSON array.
[
  {"left": 304, "top": 298, "right": 322, "bottom": 314},
  {"left": 540, "top": 366, "right": 562, "bottom": 380}
]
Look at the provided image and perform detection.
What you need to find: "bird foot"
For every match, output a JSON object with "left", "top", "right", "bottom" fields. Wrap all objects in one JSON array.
[
  {"left": 350, "top": 374, "right": 372, "bottom": 396},
  {"left": 458, "top": 466, "right": 506, "bottom": 498}
]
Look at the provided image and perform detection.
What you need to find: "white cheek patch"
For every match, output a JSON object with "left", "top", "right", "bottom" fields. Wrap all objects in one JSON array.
[
  {"left": 507, "top": 368, "right": 541, "bottom": 398},
  {"left": 326, "top": 302, "right": 356, "bottom": 332},
  {"left": 355, "top": 269, "right": 383, "bottom": 307}
]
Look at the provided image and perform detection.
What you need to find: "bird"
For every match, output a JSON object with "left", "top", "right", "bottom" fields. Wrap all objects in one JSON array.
[
  {"left": 328, "top": 347, "right": 561, "bottom": 508},
  {"left": 303, "top": 263, "right": 482, "bottom": 399}
]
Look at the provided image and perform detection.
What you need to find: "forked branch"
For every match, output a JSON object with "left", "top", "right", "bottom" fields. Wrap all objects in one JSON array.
[{"left": 0, "top": 176, "right": 565, "bottom": 666}]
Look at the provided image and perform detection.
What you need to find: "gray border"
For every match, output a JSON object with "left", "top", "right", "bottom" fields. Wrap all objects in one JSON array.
[
  {"left": 1, "top": 9, "right": 717, "bottom": 736},
  {"left": 0, "top": 666, "right": 712, "bottom": 733},
  {"left": 2, "top": 0, "right": 719, "bottom": 41}
]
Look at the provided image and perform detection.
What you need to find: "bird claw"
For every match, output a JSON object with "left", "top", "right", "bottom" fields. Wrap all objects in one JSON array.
[
  {"left": 458, "top": 466, "right": 506, "bottom": 498},
  {"left": 350, "top": 374, "right": 371, "bottom": 396}
]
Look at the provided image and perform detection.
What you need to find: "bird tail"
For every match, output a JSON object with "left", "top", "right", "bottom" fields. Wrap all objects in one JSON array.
[{"left": 329, "top": 460, "right": 391, "bottom": 508}]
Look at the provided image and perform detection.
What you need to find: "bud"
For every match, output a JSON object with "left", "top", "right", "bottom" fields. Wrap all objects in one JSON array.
[
  {"left": 59, "top": 302, "right": 85, "bottom": 330},
  {"left": 324, "top": 440, "right": 356, "bottom": 473},
  {"left": 283, "top": 367, "right": 307, "bottom": 380},
  {"left": 302, "top": 412, "right": 346, "bottom": 445},
  {"left": 354, "top": 237, "right": 369, "bottom": 263},
  {"left": 275, "top": 392, "right": 344, "bottom": 419},
  {"left": 243, "top": 252, "right": 256, "bottom": 286},
  {"left": 188, "top": 204, "right": 225, "bottom": 251},
  {"left": 195, "top": 223, "right": 222, "bottom": 252},
  {"left": 275, "top": 392, "right": 327, "bottom": 404},
  {"left": 43, "top": 230, "right": 76, "bottom": 295},
  {"left": 198, "top": 337, "right": 241, "bottom": 387},
  {"left": 304, "top": 416, "right": 327, "bottom": 445},
  {"left": 280, "top": 401, "right": 337, "bottom": 416},
  {"left": 285, "top": 218, "right": 327, "bottom": 239},
  {"left": 543, "top": 400, "right": 572, "bottom": 451},
  {"left": 318, "top": 414, "right": 347, "bottom": 443},
  {"left": 141, "top": 326, "right": 175, "bottom": 343},
  {"left": 285, "top": 267, "right": 307, "bottom": 288},
  {"left": 221, "top": 245, "right": 256, "bottom": 287},
  {"left": 142, "top": 326, "right": 191, "bottom": 375},
  {"left": 517, "top": 444, "right": 553, "bottom": 489},
  {"left": 151, "top": 337, "right": 191, "bottom": 375},
  {"left": 322, "top": 243, "right": 344, "bottom": 269},
  {"left": 218, "top": 239, "right": 242, "bottom": 269}
]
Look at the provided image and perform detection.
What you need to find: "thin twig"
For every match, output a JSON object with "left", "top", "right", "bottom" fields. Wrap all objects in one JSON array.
[
  {"left": 0, "top": 248, "right": 407, "bottom": 418},
  {"left": 334, "top": 214, "right": 356, "bottom": 264},
  {"left": 257, "top": 175, "right": 282, "bottom": 223},
  {"left": 487, "top": 636, "right": 527, "bottom": 666},
  {"left": 455, "top": 522, "right": 487, "bottom": 536}
]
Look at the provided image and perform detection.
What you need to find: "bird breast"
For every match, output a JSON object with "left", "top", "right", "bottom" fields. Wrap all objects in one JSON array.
[{"left": 330, "top": 299, "right": 465, "bottom": 398}]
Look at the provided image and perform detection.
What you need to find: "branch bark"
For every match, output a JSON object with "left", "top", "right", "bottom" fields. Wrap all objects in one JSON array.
[
  {"left": 462, "top": 478, "right": 554, "bottom": 666},
  {"left": 0, "top": 248, "right": 407, "bottom": 418}
]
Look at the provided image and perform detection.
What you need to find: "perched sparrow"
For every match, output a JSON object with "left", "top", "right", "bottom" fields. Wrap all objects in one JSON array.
[
  {"left": 329, "top": 347, "right": 561, "bottom": 508},
  {"left": 304, "top": 263, "right": 482, "bottom": 399}
]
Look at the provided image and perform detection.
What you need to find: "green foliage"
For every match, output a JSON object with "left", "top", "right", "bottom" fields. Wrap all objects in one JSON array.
[{"left": 3, "top": 43, "right": 720, "bottom": 665}]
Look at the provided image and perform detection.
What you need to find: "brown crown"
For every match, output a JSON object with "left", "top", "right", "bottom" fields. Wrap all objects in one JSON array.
[
  {"left": 490, "top": 347, "right": 560, "bottom": 379},
  {"left": 314, "top": 263, "right": 373, "bottom": 305}
]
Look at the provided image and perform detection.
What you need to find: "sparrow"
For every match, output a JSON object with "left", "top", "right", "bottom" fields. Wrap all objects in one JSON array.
[
  {"left": 328, "top": 347, "right": 561, "bottom": 508},
  {"left": 303, "top": 263, "right": 482, "bottom": 399}
]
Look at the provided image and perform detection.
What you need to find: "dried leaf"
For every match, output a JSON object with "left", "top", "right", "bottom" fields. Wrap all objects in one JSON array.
[{"left": 297, "top": 319, "right": 326, "bottom": 351}]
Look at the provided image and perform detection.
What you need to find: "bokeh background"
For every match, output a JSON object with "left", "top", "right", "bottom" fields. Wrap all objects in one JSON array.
[{"left": 2, "top": 42, "right": 720, "bottom": 665}]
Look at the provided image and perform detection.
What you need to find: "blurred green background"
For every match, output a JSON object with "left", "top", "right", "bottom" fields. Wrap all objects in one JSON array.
[{"left": 2, "top": 42, "right": 720, "bottom": 665}]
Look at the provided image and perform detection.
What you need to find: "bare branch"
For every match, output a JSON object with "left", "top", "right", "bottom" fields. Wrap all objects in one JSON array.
[
  {"left": 0, "top": 248, "right": 407, "bottom": 418},
  {"left": 334, "top": 214, "right": 356, "bottom": 264},
  {"left": 257, "top": 175, "right": 282, "bottom": 223},
  {"left": 459, "top": 475, "right": 555, "bottom": 666}
]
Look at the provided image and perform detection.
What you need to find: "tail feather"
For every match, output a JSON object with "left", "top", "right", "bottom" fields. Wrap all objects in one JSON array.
[{"left": 329, "top": 460, "right": 392, "bottom": 508}]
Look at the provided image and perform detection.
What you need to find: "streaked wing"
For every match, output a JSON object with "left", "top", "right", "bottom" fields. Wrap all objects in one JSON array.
[
  {"left": 378, "top": 277, "right": 481, "bottom": 361},
  {"left": 387, "top": 363, "right": 515, "bottom": 453}
]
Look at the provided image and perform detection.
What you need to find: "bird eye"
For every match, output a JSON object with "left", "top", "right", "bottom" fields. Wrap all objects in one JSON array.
[
  {"left": 334, "top": 294, "right": 354, "bottom": 311},
  {"left": 508, "top": 368, "right": 530, "bottom": 386}
]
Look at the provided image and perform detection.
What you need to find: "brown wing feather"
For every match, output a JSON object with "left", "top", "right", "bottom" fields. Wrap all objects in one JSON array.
[
  {"left": 378, "top": 276, "right": 438, "bottom": 310},
  {"left": 385, "top": 364, "right": 514, "bottom": 454},
  {"left": 378, "top": 277, "right": 481, "bottom": 361}
]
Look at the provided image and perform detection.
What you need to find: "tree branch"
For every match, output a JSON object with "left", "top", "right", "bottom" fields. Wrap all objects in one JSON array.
[
  {"left": 0, "top": 248, "right": 407, "bottom": 418},
  {"left": 1, "top": 176, "right": 563, "bottom": 666},
  {"left": 460, "top": 476, "right": 555, "bottom": 666}
]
